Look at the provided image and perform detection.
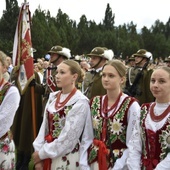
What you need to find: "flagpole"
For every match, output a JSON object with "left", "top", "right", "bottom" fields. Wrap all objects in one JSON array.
[{"left": 25, "top": 0, "right": 37, "bottom": 139}]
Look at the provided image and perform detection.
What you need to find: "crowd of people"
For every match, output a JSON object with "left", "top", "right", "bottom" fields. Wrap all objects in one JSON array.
[{"left": 0, "top": 46, "right": 170, "bottom": 170}]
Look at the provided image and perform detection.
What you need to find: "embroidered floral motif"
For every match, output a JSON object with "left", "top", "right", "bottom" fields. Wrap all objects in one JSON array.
[
  {"left": 112, "top": 148, "right": 125, "bottom": 162},
  {"left": 159, "top": 124, "right": 170, "bottom": 159},
  {"left": 0, "top": 138, "right": 15, "bottom": 170},
  {"left": 0, "top": 142, "right": 10, "bottom": 154},
  {"left": 0, "top": 83, "right": 11, "bottom": 104},
  {"left": 76, "top": 162, "right": 79, "bottom": 167},
  {"left": 0, "top": 84, "right": 14, "bottom": 169},
  {"left": 140, "top": 104, "right": 151, "bottom": 158},
  {"left": 91, "top": 97, "right": 100, "bottom": 117},
  {"left": 110, "top": 119, "right": 123, "bottom": 135},
  {"left": 140, "top": 105, "right": 148, "bottom": 158},
  {"left": 140, "top": 105, "right": 148, "bottom": 123},
  {"left": 49, "top": 104, "right": 80, "bottom": 168},
  {"left": 91, "top": 96, "right": 102, "bottom": 140},
  {"left": 58, "top": 117, "right": 66, "bottom": 128},
  {"left": 52, "top": 106, "right": 73, "bottom": 138},
  {"left": 88, "top": 145, "right": 98, "bottom": 163},
  {"left": 108, "top": 118, "right": 126, "bottom": 144},
  {"left": 0, "top": 158, "right": 15, "bottom": 170},
  {"left": 113, "top": 149, "right": 119, "bottom": 157},
  {"left": 60, "top": 144, "right": 79, "bottom": 168},
  {"left": 93, "top": 116, "right": 100, "bottom": 129},
  {"left": 108, "top": 98, "right": 131, "bottom": 144},
  {"left": 141, "top": 104, "right": 170, "bottom": 162},
  {"left": 64, "top": 105, "right": 72, "bottom": 115},
  {"left": 88, "top": 96, "right": 132, "bottom": 164}
]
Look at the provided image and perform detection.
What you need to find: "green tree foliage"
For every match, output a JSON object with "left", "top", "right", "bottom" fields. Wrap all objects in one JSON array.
[
  {"left": 165, "top": 17, "right": 170, "bottom": 40},
  {"left": 77, "top": 15, "right": 92, "bottom": 54},
  {"left": 31, "top": 7, "right": 61, "bottom": 59},
  {"left": 103, "top": 3, "right": 115, "bottom": 30},
  {"left": 0, "top": 0, "right": 170, "bottom": 61},
  {"left": 0, "top": 0, "right": 19, "bottom": 54}
]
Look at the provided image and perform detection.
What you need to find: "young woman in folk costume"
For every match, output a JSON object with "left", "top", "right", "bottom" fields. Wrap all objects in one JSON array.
[
  {"left": 32, "top": 60, "right": 93, "bottom": 170},
  {"left": 127, "top": 67, "right": 170, "bottom": 170},
  {"left": 0, "top": 51, "right": 20, "bottom": 170},
  {"left": 88, "top": 60, "right": 140, "bottom": 170}
]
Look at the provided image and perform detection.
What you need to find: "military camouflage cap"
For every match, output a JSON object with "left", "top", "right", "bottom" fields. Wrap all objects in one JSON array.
[
  {"left": 87, "top": 47, "right": 114, "bottom": 60},
  {"left": 48, "top": 45, "right": 71, "bottom": 59},
  {"left": 134, "top": 49, "right": 152, "bottom": 60},
  {"left": 87, "top": 47, "right": 105, "bottom": 57},
  {"left": 48, "top": 45, "right": 63, "bottom": 54}
]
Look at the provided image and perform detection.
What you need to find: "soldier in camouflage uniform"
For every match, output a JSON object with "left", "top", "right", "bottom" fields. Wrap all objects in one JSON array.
[
  {"left": 125, "top": 54, "right": 139, "bottom": 94},
  {"left": 83, "top": 47, "right": 114, "bottom": 99},
  {"left": 125, "top": 49, "right": 155, "bottom": 105}
]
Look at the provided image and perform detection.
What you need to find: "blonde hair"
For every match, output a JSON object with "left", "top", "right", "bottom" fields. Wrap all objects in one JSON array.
[
  {"left": 62, "top": 60, "right": 85, "bottom": 83},
  {"left": 0, "top": 51, "right": 8, "bottom": 67},
  {"left": 156, "top": 66, "right": 170, "bottom": 77},
  {"left": 103, "top": 59, "right": 127, "bottom": 87},
  {"left": 103, "top": 59, "right": 126, "bottom": 77}
]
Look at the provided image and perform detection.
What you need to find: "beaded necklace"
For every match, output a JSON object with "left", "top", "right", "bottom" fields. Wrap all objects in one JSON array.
[
  {"left": 102, "top": 92, "right": 122, "bottom": 142},
  {"left": 55, "top": 88, "right": 77, "bottom": 110},
  {"left": 150, "top": 102, "right": 170, "bottom": 122}
]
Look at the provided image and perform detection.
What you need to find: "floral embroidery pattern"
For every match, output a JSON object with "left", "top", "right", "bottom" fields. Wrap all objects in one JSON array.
[
  {"left": 88, "top": 145, "right": 98, "bottom": 163},
  {"left": 52, "top": 105, "right": 73, "bottom": 138},
  {"left": 49, "top": 105, "right": 80, "bottom": 168},
  {"left": 110, "top": 119, "right": 123, "bottom": 135},
  {"left": 0, "top": 142, "right": 10, "bottom": 154},
  {"left": 140, "top": 104, "right": 170, "bottom": 162},
  {"left": 140, "top": 104, "right": 152, "bottom": 158},
  {"left": 159, "top": 123, "right": 170, "bottom": 159},
  {"left": 93, "top": 116, "right": 100, "bottom": 129},
  {"left": 112, "top": 148, "right": 125, "bottom": 161},
  {"left": 0, "top": 83, "right": 11, "bottom": 104},
  {"left": 0, "top": 158, "right": 15, "bottom": 170},
  {"left": 113, "top": 149, "right": 120, "bottom": 157},
  {"left": 108, "top": 98, "right": 131, "bottom": 144},
  {"left": 0, "top": 83, "right": 15, "bottom": 169},
  {"left": 91, "top": 96, "right": 102, "bottom": 140},
  {"left": 88, "top": 96, "right": 132, "bottom": 164},
  {"left": 0, "top": 137, "right": 15, "bottom": 170}
]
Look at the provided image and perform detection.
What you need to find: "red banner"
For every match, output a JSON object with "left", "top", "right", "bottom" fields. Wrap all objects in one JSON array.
[{"left": 12, "top": 2, "right": 34, "bottom": 94}]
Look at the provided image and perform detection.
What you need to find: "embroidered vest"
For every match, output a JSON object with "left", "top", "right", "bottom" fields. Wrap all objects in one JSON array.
[
  {"left": 88, "top": 95, "right": 136, "bottom": 167},
  {"left": 140, "top": 103, "right": 170, "bottom": 170},
  {"left": 44, "top": 104, "right": 79, "bottom": 169},
  {"left": 0, "top": 82, "right": 12, "bottom": 104}
]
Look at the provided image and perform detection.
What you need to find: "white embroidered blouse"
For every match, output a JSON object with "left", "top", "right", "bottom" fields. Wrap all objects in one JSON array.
[
  {"left": 127, "top": 102, "right": 170, "bottom": 170},
  {"left": 0, "top": 85, "right": 20, "bottom": 138},
  {"left": 33, "top": 90, "right": 94, "bottom": 169}
]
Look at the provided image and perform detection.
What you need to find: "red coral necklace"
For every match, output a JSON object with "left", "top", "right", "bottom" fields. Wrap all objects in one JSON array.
[
  {"left": 55, "top": 87, "right": 77, "bottom": 110},
  {"left": 150, "top": 102, "right": 170, "bottom": 122},
  {"left": 102, "top": 92, "right": 122, "bottom": 117},
  {"left": 102, "top": 92, "right": 122, "bottom": 142}
]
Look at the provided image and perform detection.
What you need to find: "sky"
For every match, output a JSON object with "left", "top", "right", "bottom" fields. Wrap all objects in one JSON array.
[{"left": 0, "top": 0, "right": 170, "bottom": 30}]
